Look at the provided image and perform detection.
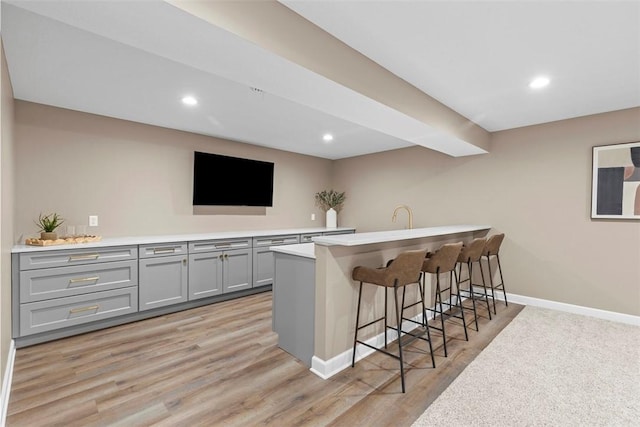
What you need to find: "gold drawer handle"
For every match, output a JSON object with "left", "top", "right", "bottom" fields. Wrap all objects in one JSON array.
[
  {"left": 69, "top": 276, "right": 100, "bottom": 284},
  {"left": 271, "top": 239, "right": 285, "bottom": 244},
  {"left": 69, "top": 305, "right": 99, "bottom": 314},
  {"left": 69, "top": 253, "right": 99, "bottom": 261},
  {"left": 153, "top": 247, "right": 176, "bottom": 254},
  {"left": 215, "top": 244, "right": 231, "bottom": 248}
]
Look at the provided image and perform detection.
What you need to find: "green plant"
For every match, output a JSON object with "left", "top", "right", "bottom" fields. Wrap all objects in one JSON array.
[
  {"left": 315, "top": 189, "right": 346, "bottom": 212},
  {"left": 35, "top": 212, "right": 64, "bottom": 233}
]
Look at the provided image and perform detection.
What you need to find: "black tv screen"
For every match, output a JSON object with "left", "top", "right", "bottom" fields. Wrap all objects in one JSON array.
[{"left": 193, "top": 151, "right": 274, "bottom": 206}]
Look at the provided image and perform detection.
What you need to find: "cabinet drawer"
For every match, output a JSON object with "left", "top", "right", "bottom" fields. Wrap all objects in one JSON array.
[
  {"left": 188, "top": 239, "right": 251, "bottom": 254},
  {"left": 19, "top": 287, "right": 138, "bottom": 336},
  {"left": 300, "top": 233, "right": 322, "bottom": 243},
  {"left": 20, "top": 260, "right": 138, "bottom": 303},
  {"left": 252, "top": 235, "right": 300, "bottom": 247},
  {"left": 323, "top": 230, "right": 355, "bottom": 236},
  {"left": 139, "top": 243, "right": 188, "bottom": 258},
  {"left": 19, "top": 246, "right": 138, "bottom": 270}
]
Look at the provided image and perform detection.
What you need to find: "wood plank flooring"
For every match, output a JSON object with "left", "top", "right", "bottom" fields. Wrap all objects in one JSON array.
[{"left": 7, "top": 291, "right": 523, "bottom": 426}]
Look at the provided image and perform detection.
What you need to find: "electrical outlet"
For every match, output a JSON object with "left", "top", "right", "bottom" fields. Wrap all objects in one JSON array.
[
  {"left": 311, "top": 213, "right": 316, "bottom": 221},
  {"left": 89, "top": 215, "right": 99, "bottom": 227}
]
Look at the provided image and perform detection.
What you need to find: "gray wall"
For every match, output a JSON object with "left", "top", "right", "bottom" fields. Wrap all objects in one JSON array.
[
  {"left": 334, "top": 107, "right": 640, "bottom": 316},
  {"left": 1, "top": 40, "right": 15, "bottom": 384},
  {"left": 13, "top": 101, "right": 640, "bottom": 317},
  {"left": 14, "top": 101, "right": 335, "bottom": 240}
]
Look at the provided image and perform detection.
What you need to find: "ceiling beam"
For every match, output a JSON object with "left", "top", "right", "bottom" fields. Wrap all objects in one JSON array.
[{"left": 167, "top": 0, "right": 491, "bottom": 156}]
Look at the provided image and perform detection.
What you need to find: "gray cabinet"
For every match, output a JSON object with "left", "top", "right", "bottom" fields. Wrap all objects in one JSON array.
[
  {"left": 14, "top": 246, "right": 139, "bottom": 337},
  {"left": 188, "top": 239, "right": 252, "bottom": 299},
  {"left": 139, "top": 243, "right": 188, "bottom": 311},
  {"left": 12, "top": 228, "right": 356, "bottom": 346},
  {"left": 252, "top": 235, "right": 300, "bottom": 288}
]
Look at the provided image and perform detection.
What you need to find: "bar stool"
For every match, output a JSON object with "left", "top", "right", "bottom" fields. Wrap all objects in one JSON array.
[
  {"left": 421, "top": 242, "right": 464, "bottom": 358},
  {"left": 481, "top": 233, "right": 508, "bottom": 314},
  {"left": 456, "top": 237, "right": 492, "bottom": 330},
  {"left": 351, "top": 248, "right": 433, "bottom": 393}
]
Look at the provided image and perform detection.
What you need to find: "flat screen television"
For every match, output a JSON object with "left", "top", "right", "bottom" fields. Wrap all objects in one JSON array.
[{"left": 192, "top": 151, "right": 274, "bottom": 206}]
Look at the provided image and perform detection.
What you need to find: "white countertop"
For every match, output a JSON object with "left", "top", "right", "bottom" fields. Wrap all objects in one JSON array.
[
  {"left": 270, "top": 243, "right": 315, "bottom": 259},
  {"left": 312, "top": 224, "right": 491, "bottom": 246},
  {"left": 11, "top": 227, "right": 355, "bottom": 253}
]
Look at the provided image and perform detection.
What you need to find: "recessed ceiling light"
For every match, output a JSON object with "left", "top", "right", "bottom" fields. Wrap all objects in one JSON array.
[
  {"left": 181, "top": 95, "right": 198, "bottom": 106},
  {"left": 529, "top": 76, "right": 550, "bottom": 89},
  {"left": 322, "top": 133, "right": 334, "bottom": 142}
]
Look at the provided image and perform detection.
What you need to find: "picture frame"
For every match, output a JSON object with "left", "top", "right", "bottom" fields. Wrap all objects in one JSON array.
[{"left": 591, "top": 141, "right": 640, "bottom": 219}]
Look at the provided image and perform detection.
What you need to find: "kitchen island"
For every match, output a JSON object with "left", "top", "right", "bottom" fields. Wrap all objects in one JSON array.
[{"left": 271, "top": 224, "right": 491, "bottom": 378}]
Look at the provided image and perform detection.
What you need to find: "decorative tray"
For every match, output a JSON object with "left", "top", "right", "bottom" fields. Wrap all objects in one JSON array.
[{"left": 25, "top": 235, "right": 102, "bottom": 246}]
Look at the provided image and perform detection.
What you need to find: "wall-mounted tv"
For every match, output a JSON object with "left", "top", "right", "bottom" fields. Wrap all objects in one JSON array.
[{"left": 193, "top": 151, "right": 274, "bottom": 207}]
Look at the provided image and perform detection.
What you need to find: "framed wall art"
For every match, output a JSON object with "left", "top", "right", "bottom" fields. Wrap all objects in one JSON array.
[{"left": 591, "top": 141, "right": 640, "bottom": 219}]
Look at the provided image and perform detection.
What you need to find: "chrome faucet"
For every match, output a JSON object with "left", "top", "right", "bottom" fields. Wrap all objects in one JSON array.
[{"left": 392, "top": 205, "right": 413, "bottom": 229}]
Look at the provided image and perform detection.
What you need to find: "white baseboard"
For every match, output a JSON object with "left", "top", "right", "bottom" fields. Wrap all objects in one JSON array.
[
  {"left": 500, "top": 292, "right": 640, "bottom": 326},
  {"left": 1, "top": 340, "right": 16, "bottom": 427},
  {"left": 310, "top": 293, "right": 639, "bottom": 379},
  {"left": 310, "top": 311, "right": 430, "bottom": 379}
]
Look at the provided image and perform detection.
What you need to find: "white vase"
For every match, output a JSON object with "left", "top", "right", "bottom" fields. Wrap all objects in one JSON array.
[{"left": 326, "top": 208, "right": 337, "bottom": 229}]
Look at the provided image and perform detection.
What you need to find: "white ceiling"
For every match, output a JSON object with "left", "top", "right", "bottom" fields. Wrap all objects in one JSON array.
[{"left": 2, "top": 0, "right": 639, "bottom": 160}]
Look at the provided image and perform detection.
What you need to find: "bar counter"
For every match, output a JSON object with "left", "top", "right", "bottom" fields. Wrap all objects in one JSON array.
[{"left": 271, "top": 224, "right": 491, "bottom": 379}]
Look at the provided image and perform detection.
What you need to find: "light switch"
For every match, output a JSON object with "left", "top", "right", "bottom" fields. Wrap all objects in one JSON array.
[{"left": 89, "top": 215, "right": 99, "bottom": 227}]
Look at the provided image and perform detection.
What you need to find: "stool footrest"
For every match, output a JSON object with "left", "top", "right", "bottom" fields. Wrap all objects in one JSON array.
[
  {"left": 356, "top": 315, "right": 387, "bottom": 331},
  {"left": 355, "top": 340, "right": 402, "bottom": 362}
]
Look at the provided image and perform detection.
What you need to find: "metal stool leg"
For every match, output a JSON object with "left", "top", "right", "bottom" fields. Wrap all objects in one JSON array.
[
  {"left": 418, "top": 278, "right": 436, "bottom": 368},
  {"left": 384, "top": 288, "right": 389, "bottom": 348},
  {"left": 496, "top": 254, "right": 508, "bottom": 306},
  {"left": 466, "top": 261, "right": 479, "bottom": 331},
  {"left": 456, "top": 260, "right": 479, "bottom": 332},
  {"left": 352, "top": 281, "right": 364, "bottom": 367},
  {"left": 393, "top": 284, "right": 405, "bottom": 393},
  {"left": 436, "top": 273, "right": 448, "bottom": 357},
  {"left": 478, "top": 258, "right": 493, "bottom": 319},
  {"left": 484, "top": 255, "right": 497, "bottom": 315},
  {"left": 452, "top": 269, "right": 468, "bottom": 341}
]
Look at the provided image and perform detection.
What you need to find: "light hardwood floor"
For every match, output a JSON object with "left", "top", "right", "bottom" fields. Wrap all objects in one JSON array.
[{"left": 7, "top": 291, "right": 523, "bottom": 426}]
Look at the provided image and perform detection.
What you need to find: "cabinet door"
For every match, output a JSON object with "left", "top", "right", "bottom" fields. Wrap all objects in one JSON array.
[
  {"left": 322, "top": 230, "right": 355, "bottom": 236},
  {"left": 223, "top": 248, "right": 252, "bottom": 294},
  {"left": 188, "top": 251, "right": 223, "bottom": 301},
  {"left": 253, "top": 247, "right": 274, "bottom": 288},
  {"left": 139, "top": 255, "right": 188, "bottom": 311}
]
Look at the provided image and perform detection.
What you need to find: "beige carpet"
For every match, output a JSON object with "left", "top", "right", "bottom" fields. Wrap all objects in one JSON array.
[{"left": 411, "top": 305, "right": 640, "bottom": 426}]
